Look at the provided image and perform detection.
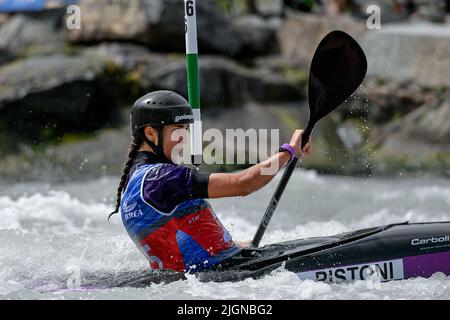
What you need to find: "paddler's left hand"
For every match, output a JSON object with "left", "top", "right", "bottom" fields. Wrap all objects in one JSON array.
[
  {"left": 289, "top": 129, "right": 312, "bottom": 158},
  {"left": 301, "top": 137, "right": 312, "bottom": 158}
]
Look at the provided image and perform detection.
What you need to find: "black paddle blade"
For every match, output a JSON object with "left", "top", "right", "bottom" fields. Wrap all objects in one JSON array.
[
  {"left": 252, "top": 31, "right": 368, "bottom": 248},
  {"left": 308, "top": 30, "right": 367, "bottom": 124}
]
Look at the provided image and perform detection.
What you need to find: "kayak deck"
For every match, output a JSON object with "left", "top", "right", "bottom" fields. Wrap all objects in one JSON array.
[{"left": 41, "top": 221, "right": 450, "bottom": 290}]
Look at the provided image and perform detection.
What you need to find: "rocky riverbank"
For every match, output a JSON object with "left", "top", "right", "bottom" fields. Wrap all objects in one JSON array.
[{"left": 0, "top": 0, "right": 449, "bottom": 183}]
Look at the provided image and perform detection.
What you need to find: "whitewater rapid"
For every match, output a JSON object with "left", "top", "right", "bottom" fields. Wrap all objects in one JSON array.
[{"left": 1, "top": 170, "right": 450, "bottom": 299}]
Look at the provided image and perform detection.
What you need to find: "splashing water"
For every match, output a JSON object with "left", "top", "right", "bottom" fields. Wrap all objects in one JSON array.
[{"left": 1, "top": 171, "right": 450, "bottom": 299}]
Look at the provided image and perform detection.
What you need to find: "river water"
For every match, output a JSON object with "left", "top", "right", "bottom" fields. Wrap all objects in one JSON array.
[{"left": 1, "top": 170, "right": 450, "bottom": 299}]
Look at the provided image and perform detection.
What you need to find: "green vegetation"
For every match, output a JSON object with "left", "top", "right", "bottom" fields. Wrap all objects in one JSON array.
[
  {"left": 216, "top": 0, "right": 248, "bottom": 16},
  {"left": 102, "top": 60, "right": 142, "bottom": 103},
  {"left": 282, "top": 68, "right": 308, "bottom": 97},
  {"left": 59, "top": 132, "right": 97, "bottom": 144}
]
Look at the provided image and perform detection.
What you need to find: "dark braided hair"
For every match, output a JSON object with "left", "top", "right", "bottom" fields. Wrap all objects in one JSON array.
[{"left": 108, "top": 133, "right": 144, "bottom": 221}]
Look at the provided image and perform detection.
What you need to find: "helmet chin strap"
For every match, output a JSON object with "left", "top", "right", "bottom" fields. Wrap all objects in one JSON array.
[{"left": 140, "top": 126, "right": 172, "bottom": 163}]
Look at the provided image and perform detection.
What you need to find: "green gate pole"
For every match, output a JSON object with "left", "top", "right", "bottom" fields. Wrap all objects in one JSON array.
[{"left": 184, "top": 0, "right": 202, "bottom": 165}]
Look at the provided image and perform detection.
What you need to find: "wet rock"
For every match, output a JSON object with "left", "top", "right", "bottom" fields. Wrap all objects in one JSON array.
[
  {"left": 341, "top": 79, "right": 435, "bottom": 124},
  {"left": 277, "top": 13, "right": 366, "bottom": 67},
  {"left": 276, "top": 12, "right": 450, "bottom": 90},
  {"left": 139, "top": 55, "right": 302, "bottom": 106},
  {"left": 369, "top": 90, "right": 450, "bottom": 176},
  {"left": 336, "top": 82, "right": 449, "bottom": 176},
  {"left": 232, "top": 14, "right": 279, "bottom": 56},
  {"left": 0, "top": 9, "right": 66, "bottom": 56},
  {"left": 88, "top": 43, "right": 171, "bottom": 73},
  {"left": 378, "top": 91, "right": 450, "bottom": 148},
  {"left": 360, "top": 23, "right": 450, "bottom": 88},
  {"left": 0, "top": 50, "right": 122, "bottom": 143},
  {"left": 0, "top": 51, "right": 104, "bottom": 105},
  {"left": 91, "top": 43, "right": 301, "bottom": 106},
  {"left": 0, "top": 48, "right": 14, "bottom": 65},
  {"left": 255, "top": 0, "right": 283, "bottom": 16},
  {"left": 0, "top": 41, "right": 301, "bottom": 148},
  {"left": 66, "top": 0, "right": 243, "bottom": 56}
]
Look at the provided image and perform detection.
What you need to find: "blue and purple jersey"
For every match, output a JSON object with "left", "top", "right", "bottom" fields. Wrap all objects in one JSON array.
[{"left": 120, "top": 152, "right": 239, "bottom": 272}]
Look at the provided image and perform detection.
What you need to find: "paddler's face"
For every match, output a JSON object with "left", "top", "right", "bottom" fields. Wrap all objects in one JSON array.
[
  {"left": 144, "top": 124, "right": 189, "bottom": 160},
  {"left": 164, "top": 123, "right": 190, "bottom": 159}
]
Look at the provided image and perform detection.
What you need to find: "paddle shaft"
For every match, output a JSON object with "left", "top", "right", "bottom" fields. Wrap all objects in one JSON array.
[{"left": 251, "top": 124, "right": 314, "bottom": 247}]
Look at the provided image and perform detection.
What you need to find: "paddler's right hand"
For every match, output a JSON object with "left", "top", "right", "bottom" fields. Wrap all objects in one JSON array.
[{"left": 289, "top": 129, "right": 312, "bottom": 158}]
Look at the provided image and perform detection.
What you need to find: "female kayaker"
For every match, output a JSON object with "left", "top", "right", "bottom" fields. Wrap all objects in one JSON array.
[{"left": 109, "top": 90, "right": 312, "bottom": 273}]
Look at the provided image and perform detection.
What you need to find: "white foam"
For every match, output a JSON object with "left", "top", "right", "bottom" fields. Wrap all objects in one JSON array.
[
  {"left": 1, "top": 175, "right": 450, "bottom": 299},
  {"left": 0, "top": 191, "right": 120, "bottom": 234}
]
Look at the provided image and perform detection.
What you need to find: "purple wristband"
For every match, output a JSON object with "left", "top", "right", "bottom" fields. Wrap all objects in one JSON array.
[{"left": 279, "top": 143, "right": 296, "bottom": 159}]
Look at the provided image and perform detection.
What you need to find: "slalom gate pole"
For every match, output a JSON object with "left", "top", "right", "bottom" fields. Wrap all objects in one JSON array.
[{"left": 184, "top": 0, "right": 203, "bottom": 166}]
